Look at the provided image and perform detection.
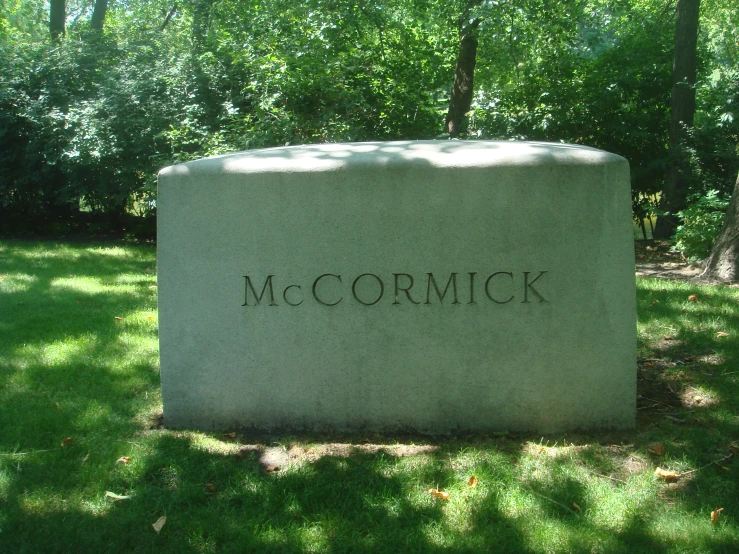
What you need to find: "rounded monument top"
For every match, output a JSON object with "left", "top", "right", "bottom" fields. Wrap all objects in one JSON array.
[{"left": 159, "top": 140, "right": 627, "bottom": 177}]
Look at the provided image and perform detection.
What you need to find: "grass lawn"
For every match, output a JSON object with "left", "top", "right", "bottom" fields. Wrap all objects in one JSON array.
[{"left": 1, "top": 240, "right": 738, "bottom": 553}]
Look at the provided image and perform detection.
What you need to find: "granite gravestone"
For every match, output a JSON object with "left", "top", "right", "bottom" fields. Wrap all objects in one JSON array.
[{"left": 157, "top": 141, "right": 636, "bottom": 433}]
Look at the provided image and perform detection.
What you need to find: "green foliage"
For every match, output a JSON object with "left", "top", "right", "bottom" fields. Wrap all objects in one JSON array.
[
  {"left": 0, "top": 0, "right": 737, "bottom": 235},
  {"left": 673, "top": 190, "right": 730, "bottom": 260},
  {"left": 472, "top": 0, "right": 673, "bottom": 210}
]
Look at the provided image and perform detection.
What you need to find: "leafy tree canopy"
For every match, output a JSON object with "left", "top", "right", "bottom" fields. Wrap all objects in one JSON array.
[{"left": 0, "top": 0, "right": 736, "bottom": 236}]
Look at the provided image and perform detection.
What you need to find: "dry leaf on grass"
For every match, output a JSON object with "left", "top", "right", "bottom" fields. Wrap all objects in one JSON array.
[
  {"left": 429, "top": 488, "right": 450, "bottom": 500},
  {"left": 202, "top": 483, "right": 217, "bottom": 493},
  {"left": 711, "top": 508, "right": 724, "bottom": 525},
  {"left": 61, "top": 437, "right": 73, "bottom": 447},
  {"left": 117, "top": 456, "right": 132, "bottom": 465},
  {"left": 105, "top": 491, "right": 131, "bottom": 500},
  {"left": 114, "top": 316, "right": 122, "bottom": 321},
  {"left": 717, "top": 331, "right": 730, "bottom": 338},
  {"left": 655, "top": 467, "right": 680, "bottom": 482},
  {"left": 648, "top": 443, "right": 666, "bottom": 456},
  {"left": 572, "top": 502, "right": 582, "bottom": 512},
  {"left": 467, "top": 475, "right": 479, "bottom": 487},
  {"left": 650, "top": 299, "right": 659, "bottom": 306},
  {"left": 688, "top": 294, "right": 699, "bottom": 302},
  {"left": 152, "top": 516, "right": 167, "bottom": 534}
]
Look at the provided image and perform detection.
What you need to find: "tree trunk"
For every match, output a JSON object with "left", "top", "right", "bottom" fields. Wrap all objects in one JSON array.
[
  {"left": 90, "top": 0, "right": 108, "bottom": 31},
  {"left": 445, "top": 21, "right": 480, "bottom": 137},
  {"left": 654, "top": 0, "right": 701, "bottom": 239},
  {"left": 50, "top": 0, "right": 66, "bottom": 41},
  {"left": 701, "top": 172, "right": 739, "bottom": 282},
  {"left": 192, "top": 0, "right": 214, "bottom": 46}
]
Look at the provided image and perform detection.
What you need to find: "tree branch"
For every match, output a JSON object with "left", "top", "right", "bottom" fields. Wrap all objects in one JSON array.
[{"left": 161, "top": 3, "right": 178, "bottom": 31}]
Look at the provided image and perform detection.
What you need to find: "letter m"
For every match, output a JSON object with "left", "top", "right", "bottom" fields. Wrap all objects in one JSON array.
[
  {"left": 243, "top": 275, "right": 278, "bottom": 306},
  {"left": 425, "top": 273, "right": 460, "bottom": 304}
]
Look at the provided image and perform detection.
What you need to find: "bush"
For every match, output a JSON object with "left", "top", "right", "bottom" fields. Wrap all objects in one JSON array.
[{"left": 672, "top": 190, "right": 730, "bottom": 261}]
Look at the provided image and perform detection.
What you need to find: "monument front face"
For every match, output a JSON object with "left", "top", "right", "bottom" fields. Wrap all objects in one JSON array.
[{"left": 157, "top": 141, "right": 636, "bottom": 433}]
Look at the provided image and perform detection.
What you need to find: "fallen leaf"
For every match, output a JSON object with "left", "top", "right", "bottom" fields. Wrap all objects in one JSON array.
[
  {"left": 711, "top": 507, "right": 724, "bottom": 525},
  {"left": 688, "top": 294, "right": 699, "bottom": 302},
  {"left": 149, "top": 286, "right": 157, "bottom": 290},
  {"left": 81, "top": 454, "right": 89, "bottom": 465},
  {"left": 649, "top": 443, "right": 666, "bottom": 456},
  {"left": 717, "top": 331, "right": 730, "bottom": 338},
  {"left": 467, "top": 475, "right": 479, "bottom": 487},
  {"left": 428, "top": 488, "right": 450, "bottom": 500},
  {"left": 264, "top": 465, "right": 280, "bottom": 473},
  {"left": 152, "top": 516, "right": 167, "bottom": 534},
  {"left": 147, "top": 316, "right": 156, "bottom": 321},
  {"left": 0, "top": 275, "right": 7, "bottom": 279},
  {"left": 114, "top": 316, "right": 122, "bottom": 321},
  {"left": 222, "top": 432, "right": 237, "bottom": 439},
  {"left": 572, "top": 502, "right": 582, "bottom": 511},
  {"left": 61, "top": 437, "right": 73, "bottom": 447},
  {"left": 202, "top": 483, "right": 217, "bottom": 493},
  {"left": 105, "top": 491, "right": 131, "bottom": 500},
  {"left": 655, "top": 467, "right": 680, "bottom": 482},
  {"left": 116, "top": 456, "right": 132, "bottom": 465},
  {"left": 650, "top": 299, "right": 659, "bottom": 306}
]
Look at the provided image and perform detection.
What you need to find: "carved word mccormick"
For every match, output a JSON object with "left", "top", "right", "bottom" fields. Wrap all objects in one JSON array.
[{"left": 242, "top": 271, "right": 548, "bottom": 307}]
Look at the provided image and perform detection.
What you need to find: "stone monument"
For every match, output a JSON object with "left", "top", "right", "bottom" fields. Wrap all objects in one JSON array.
[{"left": 157, "top": 141, "right": 636, "bottom": 433}]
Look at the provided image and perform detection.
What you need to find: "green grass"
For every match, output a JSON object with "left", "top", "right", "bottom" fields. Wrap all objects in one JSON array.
[{"left": 1, "top": 240, "right": 739, "bottom": 553}]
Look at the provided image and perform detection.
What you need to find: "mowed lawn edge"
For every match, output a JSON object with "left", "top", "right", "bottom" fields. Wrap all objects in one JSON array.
[{"left": 1, "top": 240, "right": 738, "bottom": 554}]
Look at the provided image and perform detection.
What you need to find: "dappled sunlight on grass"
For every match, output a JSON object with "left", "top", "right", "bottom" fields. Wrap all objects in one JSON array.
[
  {"left": 0, "top": 272, "right": 36, "bottom": 293},
  {"left": 36, "top": 334, "right": 99, "bottom": 367},
  {"left": 189, "top": 434, "right": 242, "bottom": 456},
  {"left": 1, "top": 243, "right": 739, "bottom": 552},
  {"left": 4, "top": 243, "right": 143, "bottom": 261},
  {"left": 50, "top": 275, "right": 108, "bottom": 294},
  {"left": 80, "top": 497, "right": 114, "bottom": 517}
]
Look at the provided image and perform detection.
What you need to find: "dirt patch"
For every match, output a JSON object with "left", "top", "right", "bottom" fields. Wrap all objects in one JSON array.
[
  {"left": 637, "top": 358, "right": 689, "bottom": 427},
  {"left": 236, "top": 442, "right": 441, "bottom": 466},
  {"left": 287, "top": 443, "right": 440, "bottom": 463},
  {"left": 635, "top": 241, "right": 706, "bottom": 282}
]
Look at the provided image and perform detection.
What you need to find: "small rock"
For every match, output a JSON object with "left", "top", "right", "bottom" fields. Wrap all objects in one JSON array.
[{"left": 259, "top": 446, "right": 289, "bottom": 472}]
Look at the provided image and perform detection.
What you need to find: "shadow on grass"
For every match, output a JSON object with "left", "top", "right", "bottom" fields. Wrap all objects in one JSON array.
[
  {"left": 635, "top": 277, "right": 739, "bottom": 457},
  {"left": 0, "top": 241, "right": 159, "bottom": 450},
  {"left": 1, "top": 243, "right": 739, "bottom": 553}
]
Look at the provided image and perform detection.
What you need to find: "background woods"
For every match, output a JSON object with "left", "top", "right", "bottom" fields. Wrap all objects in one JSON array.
[{"left": 0, "top": 0, "right": 737, "bottom": 244}]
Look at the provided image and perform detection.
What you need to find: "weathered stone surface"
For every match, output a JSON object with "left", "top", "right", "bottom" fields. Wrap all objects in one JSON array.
[{"left": 157, "top": 141, "right": 636, "bottom": 433}]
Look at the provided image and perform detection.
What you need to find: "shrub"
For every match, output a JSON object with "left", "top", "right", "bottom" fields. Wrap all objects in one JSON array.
[{"left": 672, "top": 190, "right": 730, "bottom": 261}]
